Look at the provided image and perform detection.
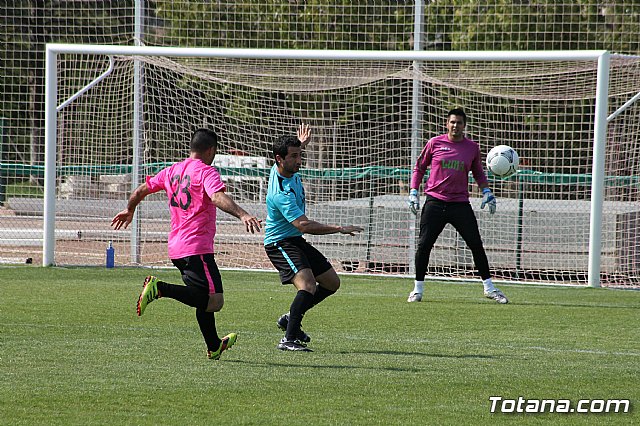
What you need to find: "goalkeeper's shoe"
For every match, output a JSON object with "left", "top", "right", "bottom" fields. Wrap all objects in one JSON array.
[
  {"left": 207, "top": 333, "right": 238, "bottom": 360},
  {"left": 277, "top": 338, "right": 313, "bottom": 352},
  {"left": 484, "top": 289, "right": 509, "bottom": 304},
  {"left": 276, "top": 313, "right": 311, "bottom": 343},
  {"left": 137, "top": 275, "right": 160, "bottom": 316},
  {"left": 407, "top": 291, "right": 423, "bottom": 303}
]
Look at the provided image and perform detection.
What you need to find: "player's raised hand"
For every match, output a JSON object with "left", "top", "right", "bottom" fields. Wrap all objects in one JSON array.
[
  {"left": 111, "top": 209, "right": 133, "bottom": 230},
  {"left": 297, "top": 123, "right": 311, "bottom": 148},
  {"left": 339, "top": 225, "right": 364, "bottom": 236}
]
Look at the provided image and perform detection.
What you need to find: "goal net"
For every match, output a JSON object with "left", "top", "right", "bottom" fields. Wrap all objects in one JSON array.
[{"left": 37, "top": 46, "right": 640, "bottom": 287}]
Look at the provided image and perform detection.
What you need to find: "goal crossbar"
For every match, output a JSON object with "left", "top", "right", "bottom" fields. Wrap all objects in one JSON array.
[
  {"left": 43, "top": 44, "right": 611, "bottom": 288},
  {"left": 45, "top": 43, "right": 608, "bottom": 61}
]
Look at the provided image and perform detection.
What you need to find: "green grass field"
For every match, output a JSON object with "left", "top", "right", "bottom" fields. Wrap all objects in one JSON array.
[{"left": 1, "top": 267, "right": 638, "bottom": 425}]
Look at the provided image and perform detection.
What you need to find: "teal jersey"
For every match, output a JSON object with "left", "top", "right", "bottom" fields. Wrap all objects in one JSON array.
[{"left": 264, "top": 164, "right": 305, "bottom": 245}]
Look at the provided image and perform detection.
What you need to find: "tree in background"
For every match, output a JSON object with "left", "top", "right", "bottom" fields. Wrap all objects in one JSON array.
[{"left": 1, "top": 0, "right": 639, "bottom": 186}]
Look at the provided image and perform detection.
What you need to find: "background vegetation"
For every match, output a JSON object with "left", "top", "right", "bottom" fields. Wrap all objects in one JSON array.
[{"left": 2, "top": 1, "right": 639, "bottom": 169}]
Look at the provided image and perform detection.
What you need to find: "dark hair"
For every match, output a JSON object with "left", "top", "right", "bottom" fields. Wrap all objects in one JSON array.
[
  {"left": 447, "top": 108, "right": 467, "bottom": 124},
  {"left": 190, "top": 128, "right": 218, "bottom": 154},
  {"left": 272, "top": 135, "right": 301, "bottom": 159}
]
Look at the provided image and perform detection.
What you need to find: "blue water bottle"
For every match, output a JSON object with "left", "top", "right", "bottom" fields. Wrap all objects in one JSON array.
[{"left": 106, "top": 241, "right": 115, "bottom": 268}]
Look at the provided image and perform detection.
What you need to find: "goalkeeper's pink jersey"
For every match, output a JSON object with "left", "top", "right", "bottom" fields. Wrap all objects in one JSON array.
[
  {"left": 410, "top": 134, "right": 488, "bottom": 202},
  {"left": 146, "top": 157, "right": 226, "bottom": 259}
]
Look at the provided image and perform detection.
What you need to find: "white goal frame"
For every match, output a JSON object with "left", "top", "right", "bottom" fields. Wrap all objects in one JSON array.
[{"left": 43, "top": 44, "right": 611, "bottom": 287}]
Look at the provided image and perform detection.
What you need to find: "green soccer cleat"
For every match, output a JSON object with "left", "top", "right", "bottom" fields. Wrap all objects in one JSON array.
[
  {"left": 137, "top": 275, "right": 160, "bottom": 316},
  {"left": 207, "top": 333, "right": 238, "bottom": 360}
]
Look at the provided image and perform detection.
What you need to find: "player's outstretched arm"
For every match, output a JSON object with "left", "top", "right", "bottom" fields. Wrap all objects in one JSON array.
[
  {"left": 211, "top": 190, "right": 262, "bottom": 233},
  {"left": 292, "top": 215, "right": 363, "bottom": 236},
  {"left": 111, "top": 183, "right": 151, "bottom": 230}
]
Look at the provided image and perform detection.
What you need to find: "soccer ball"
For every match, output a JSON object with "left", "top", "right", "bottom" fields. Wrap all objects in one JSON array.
[{"left": 486, "top": 145, "right": 519, "bottom": 178}]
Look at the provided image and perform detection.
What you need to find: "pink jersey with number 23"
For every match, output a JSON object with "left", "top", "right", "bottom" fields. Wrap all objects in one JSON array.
[{"left": 146, "top": 157, "right": 226, "bottom": 259}]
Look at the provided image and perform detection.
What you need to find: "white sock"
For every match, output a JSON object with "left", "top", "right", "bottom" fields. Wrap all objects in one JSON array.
[
  {"left": 412, "top": 280, "right": 424, "bottom": 294},
  {"left": 483, "top": 278, "right": 495, "bottom": 293}
]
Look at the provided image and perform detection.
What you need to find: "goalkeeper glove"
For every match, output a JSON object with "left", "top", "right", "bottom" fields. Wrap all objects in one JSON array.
[
  {"left": 408, "top": 189, "right": 419, "bottom": 215},
  {"left": 480, "top": 188, "right": 496, "bottom": 214}
]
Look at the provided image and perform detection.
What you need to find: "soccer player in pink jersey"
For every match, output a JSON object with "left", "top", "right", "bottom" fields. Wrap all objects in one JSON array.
[
  {"left": 111, "top": 128, "right": 262, "bottom": 360},
  {"left": 407, "top": 108, "right": 508, "bottom": 304}
]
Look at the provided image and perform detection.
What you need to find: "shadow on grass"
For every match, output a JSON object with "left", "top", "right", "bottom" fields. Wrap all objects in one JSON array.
[
  {"left": 340, "top": 350, "right": 494, "bottom": 359},
  {"left": 511, "top": 301, "right": 638, "bottom": 309},
  {"left": 225, "top": 350, "right": 494, "bottom": 372},
  {"left": 428, "top": 297, "right": 638, "bottom": 310},
  {"left": 226, "top": 359, "right": 421, "bottom": 372}
]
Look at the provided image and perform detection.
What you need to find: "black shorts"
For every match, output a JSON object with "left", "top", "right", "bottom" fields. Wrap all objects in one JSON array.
[
  {"left": 171, "top": 253, "right": 223, "bottom": 295},
  {"left": 264, "top": 236, "right": 332, "bottom": 284}
]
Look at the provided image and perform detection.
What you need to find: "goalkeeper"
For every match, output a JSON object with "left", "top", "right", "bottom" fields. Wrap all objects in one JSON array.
[
  {"left": 111, "top": 128, "right": 262, "bottom": 360},
  {"left": 407, "top": 108, "right": 508, "bottom": 304}
]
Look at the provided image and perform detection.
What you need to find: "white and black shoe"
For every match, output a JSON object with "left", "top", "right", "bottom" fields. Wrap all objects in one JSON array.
[
  {"left": 484, "top": 289, "right": 509, "bottom": 304},
  {"left": 407, "top": 291, "right": 423, "bottom": 302},
  {"left": 277, "top": 338, "right": 313, "bottom": 352}
]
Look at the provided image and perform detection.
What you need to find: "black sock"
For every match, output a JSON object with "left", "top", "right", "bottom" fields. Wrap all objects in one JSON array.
[
  {"left": 286, "top": 290, "right": 314, "bottom": 341},
  {"left": 311, "top": 285, "right": 336, "bottom": 307},
  {"left": 157, "top": 281, "right": 208, "bottom": 310},
  {"left": 196, "top": 309, "right": 221, "bottom": 352}
]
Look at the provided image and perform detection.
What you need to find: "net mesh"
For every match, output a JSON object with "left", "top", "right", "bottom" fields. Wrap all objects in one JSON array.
[{"left": 24, "top": 52, "right": 639, "bottom": 287}]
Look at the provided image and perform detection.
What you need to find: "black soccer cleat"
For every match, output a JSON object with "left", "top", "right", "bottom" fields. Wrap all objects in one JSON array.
[
  {"left": 276, "top": 313, "right": 311, "bottom": 343},
  {"left": 277, "top": 338, "right": 313, "bottom": 352}
]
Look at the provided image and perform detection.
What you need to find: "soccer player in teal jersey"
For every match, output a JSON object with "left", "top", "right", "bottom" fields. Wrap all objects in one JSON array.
[
  {"left": 407, "top": 108, "right": 508, "bottom": 304},
  {"left": 264, "top": 124, "right": 364, "bottom": 352}
]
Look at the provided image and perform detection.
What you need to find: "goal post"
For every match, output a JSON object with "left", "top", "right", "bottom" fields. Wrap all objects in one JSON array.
[
  {"left": 588, "top": 54, "right": 611, "bottom": 288},
  {"left": 43, "top": 44, "right": 628, "bottom": 287}
]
